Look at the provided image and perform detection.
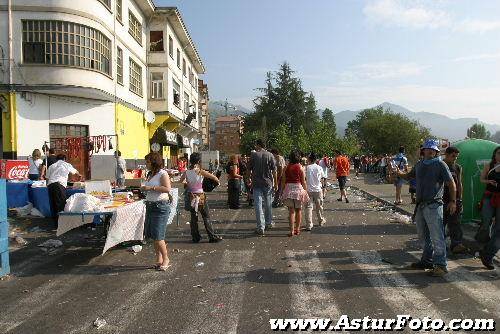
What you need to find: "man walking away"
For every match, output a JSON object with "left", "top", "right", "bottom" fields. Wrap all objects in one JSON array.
[
  {"left": 46, "top": 154, "right": 81, "bottom": 228},
  {"left": 392, "top": 146, "right": 408, "bottom": 205},
  {"left": 353, "top": 155, "right": 361, "bottom": 177},
  {"left": 398, "top": 139, "right": 456, "bottom": 277},
  {"left": 334, "top": 150, "right": 351, "bottom": 203},
  {"left": 248, "top": 139, "right": 277, "bottom": 235},
  {"left": 318, "top": 155, "right": 329, "bottom": 198},
  {"left": 443, "top": 146, "right": 467, "bottom": 254},
  {"left": 115, "top": 150, "right": 126, "bottom": 188},
  {"left": 305, "top": 153, "right": 326, "bottom": 231}
]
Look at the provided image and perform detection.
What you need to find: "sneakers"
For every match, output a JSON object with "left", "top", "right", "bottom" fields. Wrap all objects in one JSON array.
[
  {"left": 451, "top": 244, "right": 468, "bottom": 254},
  {"left": 409, "top": 261, "right": 433, "bottom": 270},
  {"left": 305, "top": 226, "right": 312, "bottom": 231},
  {"left": 319, "top": 219, "right": 326, "bottom": 227},
  {"left": 345, "top": 198, "right": 349, "bottom": 203},
  {"left": 209, "top": 236, "right": 223, "bottom": 243},
  {"left": 255, "top": 228, "right": 265, "bottom": 236},
  {"left": 479, "top": 251, "right": 495, "bottom": 270},
  {"left": 266, "top": 223, "right": 275, "bottom": 230},
  {"left": 429, "top": 266, "right": 448, "bottom": 277},
  {"left": 337, "top": 198, "right": 343, "bottom": 202}
]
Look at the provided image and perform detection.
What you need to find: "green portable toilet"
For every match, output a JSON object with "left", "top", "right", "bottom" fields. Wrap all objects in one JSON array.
[{"left": 453, "top": 139, "right": 499, "bottom": 224}]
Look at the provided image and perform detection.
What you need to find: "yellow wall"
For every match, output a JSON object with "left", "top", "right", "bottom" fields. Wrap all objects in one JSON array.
[
  {"left": 115, "top": 104, "right": 150, "bottom": 160},
  {"left": 1, "top": 92, "right": 17, "bottom": 153}
]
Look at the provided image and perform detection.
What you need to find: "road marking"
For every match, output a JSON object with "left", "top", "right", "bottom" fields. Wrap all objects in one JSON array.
[
  {"left": 0, "top": 253, "right": 120, "bottom": 333},
  {"left": 181, "top": 249, "right": 254, "bottom": 334},
  {"left": 407, "top": 252, "right": 500, "bottom": 315},
  {"left": 286, "top": 250, "right": 344, "bottom": 325},
  {"left": 350, "top": 250, "right": 457, "bottom": 324}
]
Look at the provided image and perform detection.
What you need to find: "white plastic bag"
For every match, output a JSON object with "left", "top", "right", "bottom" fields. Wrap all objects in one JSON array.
[{"left": 64, "top": 193, "right": 102, "bottom": 213}]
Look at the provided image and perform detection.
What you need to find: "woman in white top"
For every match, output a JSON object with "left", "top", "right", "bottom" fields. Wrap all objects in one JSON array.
[
  {"left": 28, "top": 149, "right": 43, "bottom": 181},
  {"left": 141, "top": 152, "right": 172, "bottom": 271},
  {"left": 180, "top": 152, "right": 222, "bottom": 243}
]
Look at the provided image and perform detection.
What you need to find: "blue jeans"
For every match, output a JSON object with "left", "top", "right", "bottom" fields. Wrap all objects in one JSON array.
[
  {"left": 253, "top": 186, "right": 273, "bottom": 230},
  {"left": 482, "top": 197, "right": 500, "bottom": 262},
  {"left": 415, "top": 202, "right": 447, "bottom": 268}
]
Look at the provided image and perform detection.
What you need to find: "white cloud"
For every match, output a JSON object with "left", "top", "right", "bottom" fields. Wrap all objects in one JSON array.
[
  {"left": 363, "top": 0, "right": 451, "bottom": 29},
  {"left": 452, "top": 52, "right": 500, "bottom": 62},
  {"left": 457, "top": 19, "right": 500, "bottom": 34},
  {"left": 339, "top": 62, "right": 428, "bottom": 81},
  {"left": 364, "top": 0, "right": 500, "bottom": 33},
  {"left": 314, "top": 84, "right": 500, "bottom": 124}
]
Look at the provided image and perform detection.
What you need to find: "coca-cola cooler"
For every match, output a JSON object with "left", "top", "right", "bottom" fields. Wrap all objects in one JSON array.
[{"left": 0, "top": 160, "right": 30, "bottom": 180}]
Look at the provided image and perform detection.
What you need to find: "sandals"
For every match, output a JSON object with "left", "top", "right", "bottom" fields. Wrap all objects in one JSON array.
[{"left": 157, "top": 264, "right": 171, "bottom": 271}]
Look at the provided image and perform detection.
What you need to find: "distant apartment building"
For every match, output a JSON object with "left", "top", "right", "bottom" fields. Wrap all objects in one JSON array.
[
  {"left": 214, "top": 115, "right": 243, "bottom": 156},
  {"left": 198, "top": 79, "right": 209, "bottom": 149}
]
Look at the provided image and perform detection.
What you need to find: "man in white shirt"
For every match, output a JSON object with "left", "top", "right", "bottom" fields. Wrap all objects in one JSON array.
[
  {"left": 305, "top": 153, "right": 326, "bottom": 231},
  {"left": 318, "top": 155, "right": 329, "bottom": 198},
  {"left": 47, "top": 154, "right": 80, "bottom": 227},
  {"left": 114, "top": 150, "right": 126, "bottom": 188}
]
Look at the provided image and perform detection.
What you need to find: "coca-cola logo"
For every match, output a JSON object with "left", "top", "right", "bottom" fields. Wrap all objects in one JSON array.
[{"left": 7, "top": 165, "right": 29, "bottom": 179}]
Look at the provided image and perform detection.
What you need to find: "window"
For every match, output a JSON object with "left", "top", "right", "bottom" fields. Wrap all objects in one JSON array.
[
  {"left": 150, "top": 72, "right": 164, "bottom": 99},
  {"left": 189, "top": 67, "right": 194, "bottom": 85},
  {"left": 129, "top": 57, "right": 142, "bottom": 96},
  {"left": 149, "top": 31, "right": 163, "bottom": 52},
  {"left": 97, "top": 0, "right": 111, "bottom": 11},
  {"left": 116, "top": 47, "right": 123, "bottom": 85},
  {"left": 22, "top": 20, "right": 112, "bottom": 76},
  {"left": 116, "top": 0, "right": 122, "bottom": 22},
  {"left": 168, "top": 36, "right": 173, "bottom": 58},
  {"left": 182, "top": 59, "right": 186, "bottom": 77},
  {"left": 128, "top": 11, "right": 142, "bottom": 45},
  {"left": 184, "top": 92, "right": 190, "bottom": 114},
  {"left": 176, "top": 48, "right": 180, "bottom": 68},
  {"left": 173, "top": 79, "right": 180, "bottom": 107}
]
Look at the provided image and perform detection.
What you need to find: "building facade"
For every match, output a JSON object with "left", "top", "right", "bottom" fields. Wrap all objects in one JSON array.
[
  {"left": 147, "top": 7, "right": 204, "bottom": 168},
  {"left": 0, "top": 1, "right": 204, "bottom": 178},
  {"left": 198, "top": 79, "right": 209, "bottom": 150},
  {"left": 214, "top": 115, "right": 243, "bottom": 157}
]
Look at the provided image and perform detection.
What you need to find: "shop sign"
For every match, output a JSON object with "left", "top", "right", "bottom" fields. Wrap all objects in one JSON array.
[
  {"left": 165, "top": 131, "right": 177, "bottom": 145},
  {"left": 1, "top": 160, "right": 30, "bottom": 179},
  {"left": 182, "top": 137, "right": 190, "bottom": 147}
]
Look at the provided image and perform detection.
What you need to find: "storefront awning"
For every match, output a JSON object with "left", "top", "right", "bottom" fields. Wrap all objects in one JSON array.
[
  {"left": 177, "top": 134, "right": 190, "bottom": 148},
  {"left": 151, "top": 128, "right": 178, "bottom": 146}
]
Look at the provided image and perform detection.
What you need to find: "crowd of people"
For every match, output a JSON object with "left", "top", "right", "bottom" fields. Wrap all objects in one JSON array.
[{"left": 25, "top": 138, "right": 500, "bottom": 274}]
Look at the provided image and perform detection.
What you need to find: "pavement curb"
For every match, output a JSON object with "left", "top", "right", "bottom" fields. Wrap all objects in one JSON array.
[{"left": 349, "top": 185, "right": 500, "bottom": 264}]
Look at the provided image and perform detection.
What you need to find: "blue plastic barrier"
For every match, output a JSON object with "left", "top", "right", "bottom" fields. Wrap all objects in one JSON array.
[{"left": 0, "top": 179, "right": 10, "bottom": 277}]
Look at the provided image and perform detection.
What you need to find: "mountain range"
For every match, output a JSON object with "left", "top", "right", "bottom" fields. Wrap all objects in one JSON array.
[
  {"left": 332, "top": 102, "right": 500, "bottom": 141},
  {"left": 209, "top": 100, "right": 500, "bottom": 142}
]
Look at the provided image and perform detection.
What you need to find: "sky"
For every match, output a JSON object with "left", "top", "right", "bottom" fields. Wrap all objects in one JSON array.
[{"left": 156, "top": 0, "right": 500, "bottom": 125}]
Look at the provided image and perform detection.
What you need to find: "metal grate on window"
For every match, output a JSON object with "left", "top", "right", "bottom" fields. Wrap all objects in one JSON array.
[
  {"left": 129, "top": 57, "right": 142, "bottom": 96},
  {"left": 128, "top": 11, "right": 142, "bottom": 45},
  {"left": 117, "top": 47, "right": 123, "bottom": 85}
]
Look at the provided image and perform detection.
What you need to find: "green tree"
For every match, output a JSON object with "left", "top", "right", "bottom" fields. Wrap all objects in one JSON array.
[
  {"left": 268, "top": 124, "right": 293, "bottom": 155},
  {"left": 467, "top": 123, "right": 491, "bottom": 140},
  {"left": 246, "top": 62, "right": 320, "bottom": 140},
  {"left": 296, "top": 126, "right": 310, "bottom": 153},
  {"left": 346, "top": 106, "right": 430, "bottom": 156},
  {"left": 321, "top": 108, "right": 336, "bottom": 135},
  {"left": 240, "top": 131, "right": 260, "bottom": 155},
  {"left": 491, "top": 131, "right": 500, "bottom": 144}
]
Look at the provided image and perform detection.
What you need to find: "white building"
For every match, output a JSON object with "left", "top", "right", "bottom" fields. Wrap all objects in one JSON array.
[
  {"left": 147, "top": 7, "right": 205, "bottom": 167},
  {"left": 0, "top": 1, "right": 205, "bottom": 178}
]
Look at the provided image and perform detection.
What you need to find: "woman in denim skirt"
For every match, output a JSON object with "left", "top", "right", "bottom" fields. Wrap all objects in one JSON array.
[{"left": 142, "top": 152, "right": 172, "bottom": 271}]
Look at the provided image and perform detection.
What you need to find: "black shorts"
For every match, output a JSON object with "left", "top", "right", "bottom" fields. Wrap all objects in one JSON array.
[{"left": 338, "top": 176, "right": 347, "bottom": 190}]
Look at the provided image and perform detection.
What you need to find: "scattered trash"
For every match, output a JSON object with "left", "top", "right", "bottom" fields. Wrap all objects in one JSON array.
[
  {"left": 28, "top": 226, "right": 43, "bottom": 233},
  {"left": 195, "top": 262, "right": 205, "bottom": 268},
  {"left": 38, "top": 239, "right": 63, "bottom": 249},
  {"left": 215, "top": 303, "right": 225, "bottom": 308},
  {"left": 14, "top": 235, "right": 28, "bottom": 245},
  {"left": 10, "top": 203, "right": 34, "bottom": 217},
  {"left": 30, "top": 207, "right": 45, "bottom": 217},
  {"left": 23, "top": 289, "right": 29, "bottom": 293},
  {"left": 173, "top": 248, "right": 180, "bottom": 253},
  {"left": 391, "top": 213, "right": 412, "bottom": 224},
  {"left": 93, "top": 318, "right": 107, "bottom": 329},
  {"left": 439, "top": 298, "right": 450, "bottom": 302},
  {"left": 130, "top": 245, "right": 142, "bottom": 253}
]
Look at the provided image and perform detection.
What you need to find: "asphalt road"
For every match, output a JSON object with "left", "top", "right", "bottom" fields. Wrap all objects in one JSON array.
[{"left": 1, "top": 180, "right": 499, "bottom": 333}]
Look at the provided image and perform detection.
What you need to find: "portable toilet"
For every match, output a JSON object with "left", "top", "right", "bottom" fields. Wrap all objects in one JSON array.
[
  {"left": 453, "top": 139, "right": 499, "bottom": 224},
  {"left": 0, "top": 179, "right": 9, "bottom": 277}
]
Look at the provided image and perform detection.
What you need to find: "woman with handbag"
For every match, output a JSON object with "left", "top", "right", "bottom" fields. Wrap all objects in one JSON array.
[
  {"left": 478, "top": 146, "right": 500, "bottom": 269},
  {"left": 180, "top": 153, "right": 223, "bottom": 243},
  {"left": 142, "top": 152, "right": 173, "bottom": 271}
]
